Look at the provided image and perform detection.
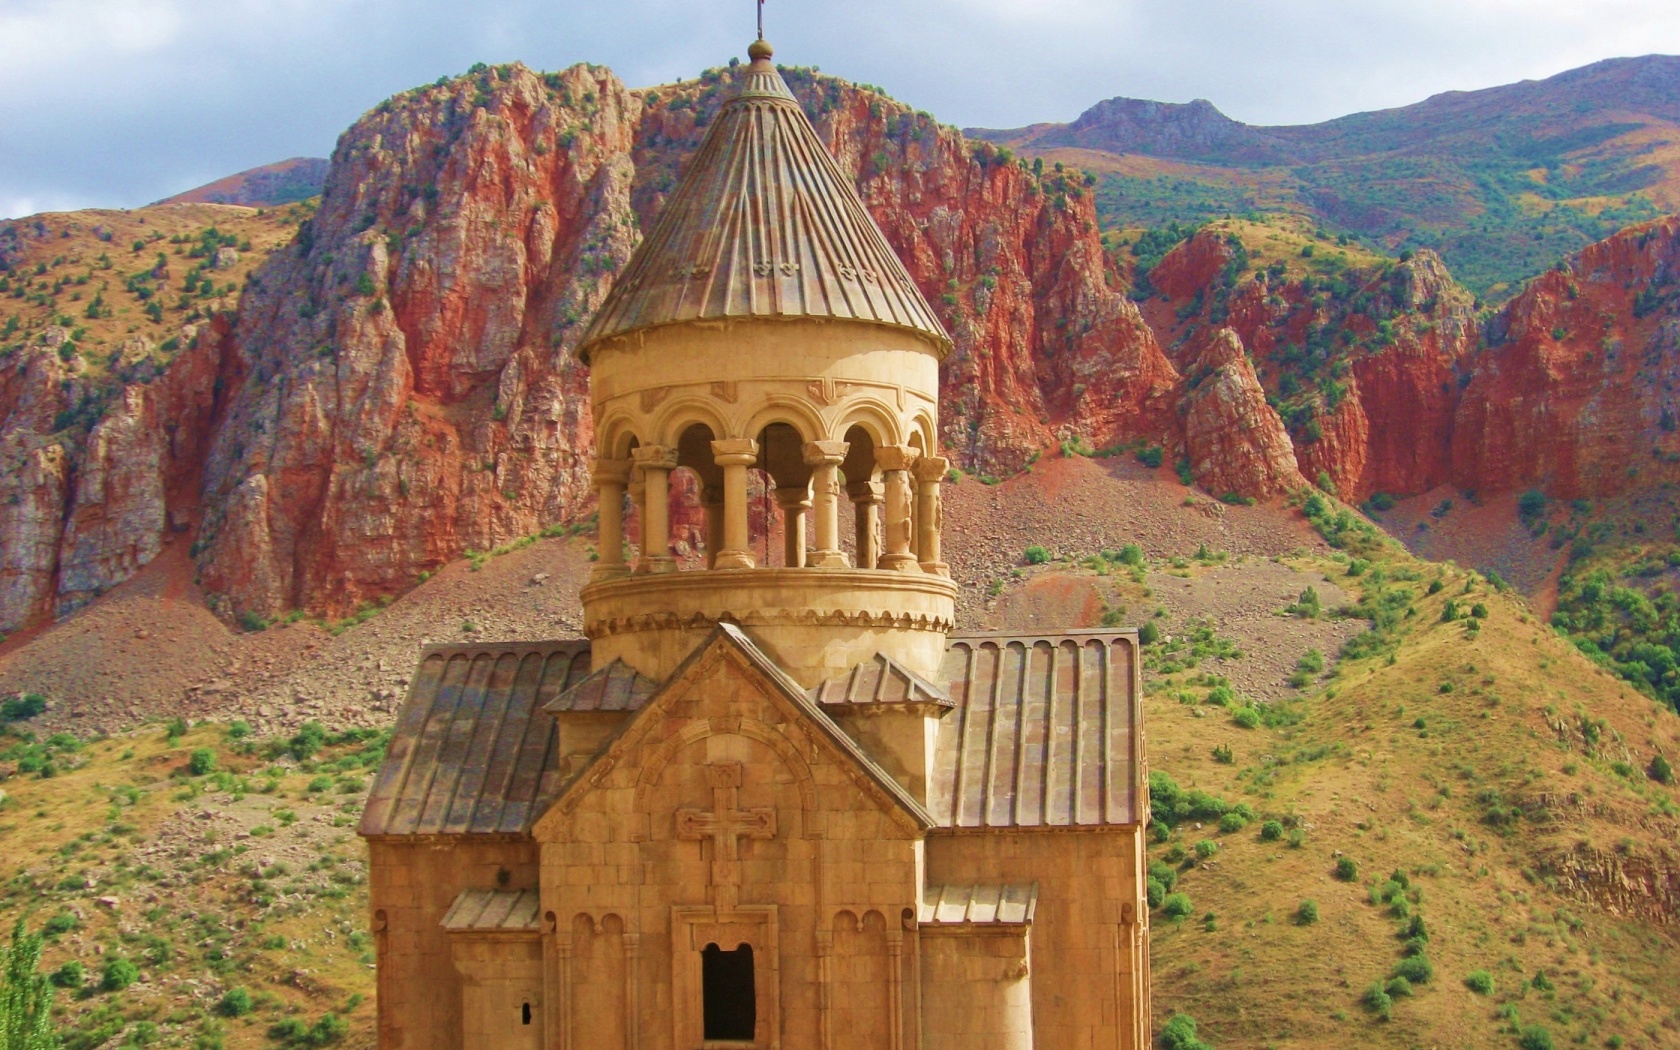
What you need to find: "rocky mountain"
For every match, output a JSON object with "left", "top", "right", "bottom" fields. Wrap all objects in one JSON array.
[
  {"left": 156, "top": 157, "right": 329, "bottom": 207},
  {"left": 973, "top": 55, "right": 1680, "bottom": 293},
  {"left": 7, "top": 57, "right": 1680, "bottom": 634}
]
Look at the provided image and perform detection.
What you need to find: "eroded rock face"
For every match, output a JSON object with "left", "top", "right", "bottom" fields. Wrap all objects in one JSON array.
[
  {"left": 1453, "top": 216, "right": 1680, "bottom": 497},
  {"left": 0, "top": 321, "right": 227, "bottom": 632},
  {"left": 195, "top": 64, "right": 632, "bottom": 617},
  {"left": 1181, "top": 328, "right": 1306, "bottom": 498},
  {"left": 1151, "top": 234, "right": 1480, "bottom": 502},
  {"left": 1539, "top": 842, "right": 1680, "bottom": 926}
]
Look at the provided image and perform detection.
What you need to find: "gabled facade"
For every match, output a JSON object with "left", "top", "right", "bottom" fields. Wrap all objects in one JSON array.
[{"left": 363, "top": 35, "right": 1150, "bottom": 1050}]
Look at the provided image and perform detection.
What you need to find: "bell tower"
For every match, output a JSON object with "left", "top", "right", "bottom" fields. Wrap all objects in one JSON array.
[{"left": 577, "top": 37, "right": 956, "bottom": 687}]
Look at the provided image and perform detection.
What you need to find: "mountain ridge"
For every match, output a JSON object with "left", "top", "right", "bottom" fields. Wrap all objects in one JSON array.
[{"left": 973, "top": 54, "right": 1680, "bottom": 293}]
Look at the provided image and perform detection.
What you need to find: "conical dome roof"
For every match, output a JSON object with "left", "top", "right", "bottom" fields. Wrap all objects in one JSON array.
[{"left": 579, "top": 41, "right": 951, "bottom": 361}]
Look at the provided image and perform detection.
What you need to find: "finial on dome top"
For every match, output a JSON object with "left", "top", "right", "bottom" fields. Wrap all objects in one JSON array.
[{"left": 748, "top": 38, "right": 773, "bottom": 63}]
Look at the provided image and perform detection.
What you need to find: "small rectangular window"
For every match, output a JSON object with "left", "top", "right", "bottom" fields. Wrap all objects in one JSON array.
[{"left": 701, "top": 942, "right": 755, "bottom": 1042}]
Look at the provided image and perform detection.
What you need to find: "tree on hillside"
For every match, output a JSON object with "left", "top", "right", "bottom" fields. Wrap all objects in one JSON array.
[{"left": 0, "top": 919, "right": 57, "bottom": 1050}]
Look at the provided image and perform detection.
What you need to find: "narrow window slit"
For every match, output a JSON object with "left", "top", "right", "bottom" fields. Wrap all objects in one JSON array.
[{"left": 701, "top": 942, "right": 755, "bottom": 1041}]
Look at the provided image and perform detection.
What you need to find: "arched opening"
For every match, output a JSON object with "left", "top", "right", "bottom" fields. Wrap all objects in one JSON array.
[
  {"left": 701, "top": 942, "right": 756, "bottom": 1041},
  {"left": 674, "top": 422, "right": 721, "bottom": 568},
  {"left": 841, "top": 425, "right": 879, "bottom": 570},
  {"left": 907, "top": 432, "right": 927, "bottom": 562},
  {"left": 757, "top": 422, "right": 811, "bottom": 568},
  {"left": 623, "top": 435, "right": 643, "bottom": 570}
]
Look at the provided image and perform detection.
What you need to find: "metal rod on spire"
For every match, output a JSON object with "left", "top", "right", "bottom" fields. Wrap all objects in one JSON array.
[{"left": 757, "top": 0, "right": 765, "bottom": 40}]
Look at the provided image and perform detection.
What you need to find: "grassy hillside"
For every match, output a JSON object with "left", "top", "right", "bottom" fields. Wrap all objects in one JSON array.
[
  {"left": 985, "top": 497, "right": 1680, "bottom": 1048},
  {"left": 0, "top": 202, "right": 310, "bottom": 382},
  {"left": 0, "top": 720, "right": 379, "bottom": 1050}
]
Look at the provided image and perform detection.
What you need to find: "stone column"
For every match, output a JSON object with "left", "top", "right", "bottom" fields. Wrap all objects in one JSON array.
[
  {"left": 803, "top": 440, "right": 850, "bottom": 568},
  {"left": 702, "top": 486, "right": 724, "bottom": 570},
  {"left": 847, "top": 479, "right": 883, "bottom": 570},
  {"left": 913, "top": 455, "right": 949, "bottom": 576},
  {"left": 711, "top": 438, "right": 759, "bottom": 570},
  {"left": 589, "top": 457, "right": 632, "bottom": 583},
  {"left": 774, "top": 485, "right": 811, "bottom": 568},
  {"left": 874, "top": 445, "right": 921, "bottom": 572},
  {"left": 631, "top": 445, "right": 678, "bottom": 574}
]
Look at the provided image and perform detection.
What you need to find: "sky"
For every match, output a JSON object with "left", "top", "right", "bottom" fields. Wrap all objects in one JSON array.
[{"left": 3, "top": 0, "right": 1680, "bottom": 220}]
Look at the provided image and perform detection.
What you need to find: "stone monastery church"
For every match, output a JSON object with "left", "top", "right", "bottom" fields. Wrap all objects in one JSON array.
[{"left": 362, "top": 37, "right": 1151, "bottom": 1050}]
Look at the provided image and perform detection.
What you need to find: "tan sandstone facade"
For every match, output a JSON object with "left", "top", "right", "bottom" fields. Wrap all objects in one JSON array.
[{"left": 363, "top": 37, "right": 1150, "bottom": 1050}]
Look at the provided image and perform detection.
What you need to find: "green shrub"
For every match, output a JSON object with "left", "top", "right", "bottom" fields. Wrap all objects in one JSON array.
[
  {"left": 1194, "top": 839, "right": 1218, "bottom": 860},
  {"left": 1296, "top": 649, "right": 1325, "bottom": 674},
  {"left": 1518, "top": 1026, "right": 1554, "bottom": 1050},
  {"left": 1023, "top": 545, "right": 1051, "bottom": 565},
  {"left": 101, "top": 957, "right": 140, "bottom": 991},
  {"left": 1334, "top": 856, "right": 1358, "bottom": 881},
  {"left": 40, "top": 912, "right": 77, "bottom": 938},
  {"left": 355, "top": 272, "right": 377, "bottom": 297},
  {"left": 307, "top": 776, "right": 334, "bottom": 793},
  {"left": 1231, "top": 706, "right": 1261, "bottom": 729},
  {"left": 1217, "top": 812, "right": 1246, "bottom": 833},
  {"left": 1136, "top": 445, "right": 1165, "bottom": 469},
  {"left": 1652, "top": 753, "right": 1675, "bottom": 785},
  {"left": 1463, "top": 970, "right": 1493, "bottom": 994},
  {"left": 50, "top": 960, "right": 84, "bottom": 988},
  {"left": 1362, "top": 981, "right": 1393, "bottom": 1020},
  {"left": 0, "top": 693, "right": 46, "bottom": 722},
  {"left": 217, "top": 986, "right": 254, "bottom": 1017},
  {"left": 1146, "top": 877, "right": 1166, "bottom": 908},
  {"left": 1530, "top": 969, "right": 1553, "bottom": 993},
  {"left": 1285, "top": 587, "right": 1321, "bottom": 619},
  {"left": 1138, "top": 621, "right": 1160, "bottom": 646},
  {"left": 289, "top": 720, "right": 328, "bottom": 761},
  {"left": 1157, "top": 1012, "right": 1212, "bottom": 1050},
  {"left": 1390, "top": 954, "right": 1433, "bottom": 984},
  {"left": 1259, "top": 820, "right": 1283, "bottom": 842},
  {"left": 1295, "top": 900, "right": 1319, "bottom": 924},
  {"left": 1384, "top": 975, "right": 1413, "bottom": 998},
  {"left": 188, "top": 749, "right": 217, "bottom": 776},
  {"left": 1162, "top": 893, "right": 1193, "bottom": 919}
]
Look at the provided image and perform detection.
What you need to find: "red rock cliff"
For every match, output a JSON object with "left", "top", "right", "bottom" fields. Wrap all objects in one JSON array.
[
  {"left": 194, "top": 61, "right": 1182, "bottom": 619},
  {"left": 1452, "top": 215, "right": 1680, "bottom": 497}
]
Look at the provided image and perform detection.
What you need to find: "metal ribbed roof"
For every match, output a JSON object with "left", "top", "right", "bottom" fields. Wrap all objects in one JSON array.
[
  {"left": 440, "top": 888, "right": 542, "bottom": 932},
  {"left": 918, "top": 883, "right": 1038, "bottom": 926},
  {"left": 930, "top": 631, "right": 1141, "bottom": 829},
  {"left": 578, "top": 42, "right": 951, "bottom": 360},
  {"left": 808, "top": 651, "right": 954, "bottom": 709},
  {"left": 364, "top": 628, "right": 1139, "bottom": 840},
  {"left": 542, "top": 658, "right": 657, "bottom": 713},
  {"left": 359, "top": 641, "right": 591, "bottom": 837}
]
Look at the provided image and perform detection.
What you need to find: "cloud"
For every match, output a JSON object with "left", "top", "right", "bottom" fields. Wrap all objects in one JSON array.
[{"left": 3, "top": 0, "right": 1679, "bottom": 219}]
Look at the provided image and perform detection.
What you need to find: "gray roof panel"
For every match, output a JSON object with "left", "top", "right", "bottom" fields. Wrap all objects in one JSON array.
[
  {"left": 359, "top": 642, "right": 590, "bottom": 837},
  {"left": 930, "top": 631, "right": 1141, "bottom": 830}
]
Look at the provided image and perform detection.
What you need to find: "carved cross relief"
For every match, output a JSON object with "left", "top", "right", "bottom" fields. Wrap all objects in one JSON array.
[{"left": 675, "top": 762, "right": 776, "bottom": 911}]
